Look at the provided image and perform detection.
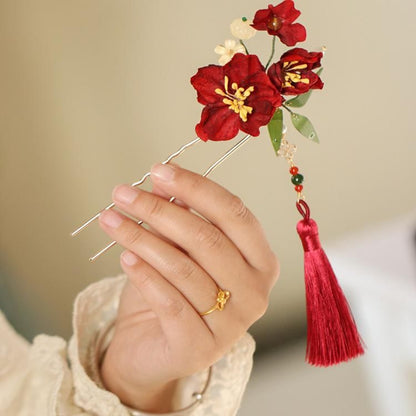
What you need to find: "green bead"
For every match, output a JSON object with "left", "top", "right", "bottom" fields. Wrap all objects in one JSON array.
[
  {"left": 242, "top": 16, "right": 247, "bottom": 22},
  {"left": 291, "top": 174, "right": 304, "bottom": 185}
]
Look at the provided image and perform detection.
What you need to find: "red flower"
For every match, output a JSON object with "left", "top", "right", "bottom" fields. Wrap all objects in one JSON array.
[
  {"left": 251, "top": 1, "right": 306, "bottom": 46},
  {"left": 267, "top": 48, "right": 323, "bottom": 95},
  {"left": 190, "top": 54, "right": 282, "bottom": 142}
]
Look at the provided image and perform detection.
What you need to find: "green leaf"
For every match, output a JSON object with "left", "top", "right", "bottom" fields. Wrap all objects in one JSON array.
[
  {"left": 285, "top": 90, "right": 313, "bottom": 108},
  {"left": 267, "top": 108, "right": 284, "bottom": 153},
  {"left": 285, "top": 68, "right": 323, "bottom": 108},
  {"left": 290, "top": 112, "right": 319, "bottom": 143}
]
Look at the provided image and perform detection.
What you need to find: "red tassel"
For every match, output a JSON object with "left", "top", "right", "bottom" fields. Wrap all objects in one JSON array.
[{"left": 296, "top": 200, "right": 364, "bottom": 366}]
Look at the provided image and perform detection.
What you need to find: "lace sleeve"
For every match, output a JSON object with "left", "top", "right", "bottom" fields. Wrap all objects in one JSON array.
[
  {"left": 0, "top": 274, "right": 255, "bottom": 415},
  {"left": 68, "top": 274, "right": 256, "bottom": 416}
]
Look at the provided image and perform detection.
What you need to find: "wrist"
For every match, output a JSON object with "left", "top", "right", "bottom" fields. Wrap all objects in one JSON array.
[{"left": 100, "top": 350, "right": 178, "bottom": 413}]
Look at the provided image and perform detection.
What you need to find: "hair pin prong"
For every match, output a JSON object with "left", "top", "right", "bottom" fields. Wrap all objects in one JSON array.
[
  {"left": 70, "top": 137, "right": 201, "bottom": 238},
  {"left": 88, "top": 134, "right": 253, "bottom": 262}
]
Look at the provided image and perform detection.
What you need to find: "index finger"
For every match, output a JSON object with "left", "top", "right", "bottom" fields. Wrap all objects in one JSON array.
[{"left": 150, "top": 163, "right": 275, "bottom": 271}]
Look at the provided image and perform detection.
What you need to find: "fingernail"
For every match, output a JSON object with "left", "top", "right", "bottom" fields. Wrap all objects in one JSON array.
[
  {"left": 121, "top": 250, "right": 138, "bottom": 266},
  {"left": 151, "top": 163, "right": 175, "bottom": 182},
  {"left": 113, "top": 184, "right": 138, "bottom": 205},
  {"left": 100, "top": 209, "right": 123, "bottom": 228}
]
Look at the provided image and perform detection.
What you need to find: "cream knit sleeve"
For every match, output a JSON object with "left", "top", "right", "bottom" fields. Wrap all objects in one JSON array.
[{"left": 0, "top": 274, "right": 255, "bottom": 416}]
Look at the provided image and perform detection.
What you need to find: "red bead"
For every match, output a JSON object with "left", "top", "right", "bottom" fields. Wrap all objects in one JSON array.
[
  {"left": 290, "top": 166, "right": 299, "bottom": 175},
  {"left": 295, "top": 185, "right": 303, "bottom": 192}
]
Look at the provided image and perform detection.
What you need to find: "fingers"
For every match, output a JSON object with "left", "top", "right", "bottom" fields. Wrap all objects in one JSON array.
[
  {"left": 120, "top": 247, "right": 247, "bottom": 352},
  {"left": 99, "top": 209, "right": 222, "bottom": 315},
  {"left": 110, "top": 185, "right": 248, "bottom": 293},
  {"left": 151, "top": 183, "right": 188, "bottom": 210},
  {"left": 99, "top": 164, "right": 279, "bottom": 346},
  {"left": 149, "top": 163, "right": 275, "bottom": 272},
  {"left": 119, "top": 250, "right": 214, "bottom": 355},
  {"left": 99, "top": 207, "right": 256, "bottom": 342},
  {"left": 148, "top": 184, "right": 188, "bottom": 250}
]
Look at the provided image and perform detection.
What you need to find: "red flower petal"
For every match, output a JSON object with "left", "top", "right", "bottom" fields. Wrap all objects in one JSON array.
[
  {"left": 241, "top": 100, "right": 278, "bottom": 137},
  {"left": 310, "top": 75, "right": 324, "bottom": 90},
  {"left": 190, "top": 65, "right": 224, "bottom": 105},
  {"left": 272, "top": 0, "right": 301, "bottom": 23},
  {"left": 280, "top": 48, "right": 322, "bottom": 68},
  {"left": 277, "top": 23, "right": 306, "bottom": 46},
  {"left": 195, "top": 104, "right": 240, "bottom": 142},
  {"left": 224, "top": 54, "right": 265, "bottom": 86},
  {"left": 241, "top": 71, "right": 283, "bottom": 136},
  {"left": 266, "top": 63, "right": 284, "bottom": 91},
  {"left": 251, "top": 7, "right": 273, "bottom": 31},
  {"left": 245, "top": 71, "right": 283, "bottom": 108}
]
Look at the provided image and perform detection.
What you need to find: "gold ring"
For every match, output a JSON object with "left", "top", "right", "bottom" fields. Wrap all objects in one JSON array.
[{"left": 200, "top": 288, "right": 231, "bottom": 316}]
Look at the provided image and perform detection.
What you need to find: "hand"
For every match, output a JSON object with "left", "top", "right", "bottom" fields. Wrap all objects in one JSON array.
[{"left": 98, "top": 163, "right": 279, "bottom": 412}]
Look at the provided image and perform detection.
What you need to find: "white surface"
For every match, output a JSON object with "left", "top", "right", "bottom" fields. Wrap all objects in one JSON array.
[
  {"left": 328, "top": 211, "right": 416, "bottom": 305},
  {"left": 326, "top": 212, "right": 416, "bottom": 416}
]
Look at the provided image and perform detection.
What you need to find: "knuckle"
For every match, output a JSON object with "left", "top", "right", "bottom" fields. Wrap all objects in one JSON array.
[
  {"left": 241, "top": 274, "right": 272, "bottom": 324},
  {"left": 163, "top": 297, "right": 186, "bottom": 318},
  {"left": 228, "top": 195, "right": 252, "bottom": 222},
  {"left": 125, "top": 227, "right": 144, "bottom": 246},
  {"left": 253, "top": 304, "right": 268, "bottom": 323},
  {"left": 267, "top": 253, "right": 280, "bottom": 284},
  {"left": 187, "top": 174, "right": 205, "bottom": 193},
  {"left": 195, "top": 222, "right": 223, "bottom": 249},
  {"left": 144, "top": 196, "right": 164, "bottom": 219},
  {"left": 243, "top": 288, "right": 269, "bottom": 326},
  {"left": 255, "top": 292, "right": 270, "bottom": 319},
  {"left": 173, "top": 259, "right": 197, "bottom": 282},
  {"left": 135, "top": 268, "right": 154, "bottom": 289}
]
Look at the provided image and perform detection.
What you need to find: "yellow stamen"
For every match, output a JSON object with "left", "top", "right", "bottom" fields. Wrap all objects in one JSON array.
[
  {"left": 215, "top": 75, "right": 254, "bottom": 122},
  {"left": 285, "top": 72, "right": 302, "bottom": 83},
  {"left": 290, "top": 64, "right": 308, "bottom": 70},
  {"left": 283, "top": 60, "right": 311, "bottom": 88}
]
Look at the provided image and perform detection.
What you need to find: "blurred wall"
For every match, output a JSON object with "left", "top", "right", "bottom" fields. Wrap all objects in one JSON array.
[{"left": 0, "top": 0, "right": 415, "bottom": 343}]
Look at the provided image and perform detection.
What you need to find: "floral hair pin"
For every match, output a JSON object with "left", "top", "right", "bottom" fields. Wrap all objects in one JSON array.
[{"left": 71, "top": 0, "right": 364, "bottom": 367}]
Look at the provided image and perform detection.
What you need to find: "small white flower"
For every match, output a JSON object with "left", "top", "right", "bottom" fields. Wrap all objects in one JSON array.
[
  {"left": 230, "top": 17, "right": 256, "bottom": 40},
  {"left": 214, "top": 39, "right": 245, "bottom": 66}
]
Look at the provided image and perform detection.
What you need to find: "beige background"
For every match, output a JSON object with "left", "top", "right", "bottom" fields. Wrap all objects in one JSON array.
[{"left": 0, "top": 0, "right": 415, "bottom": 385}]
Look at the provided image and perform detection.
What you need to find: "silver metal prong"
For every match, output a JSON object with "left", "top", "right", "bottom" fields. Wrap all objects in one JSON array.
[
  {"left": 71, "top": 202, "right": 115, "bottom": 237},
  {"left": 89, "top": 134, "right": 253, "bottom": 262},
  {"left": 71, "top": 137, "right": 201, "bottom": 237},
  {"left": 89, "top": 240, "right": 117, "bottom": 262},
  {"left": 89, "top": 217, "right": 145, "bottom": 262},
  {"left": 201, "top": 134, "right": 252, "bottom": 177}
]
